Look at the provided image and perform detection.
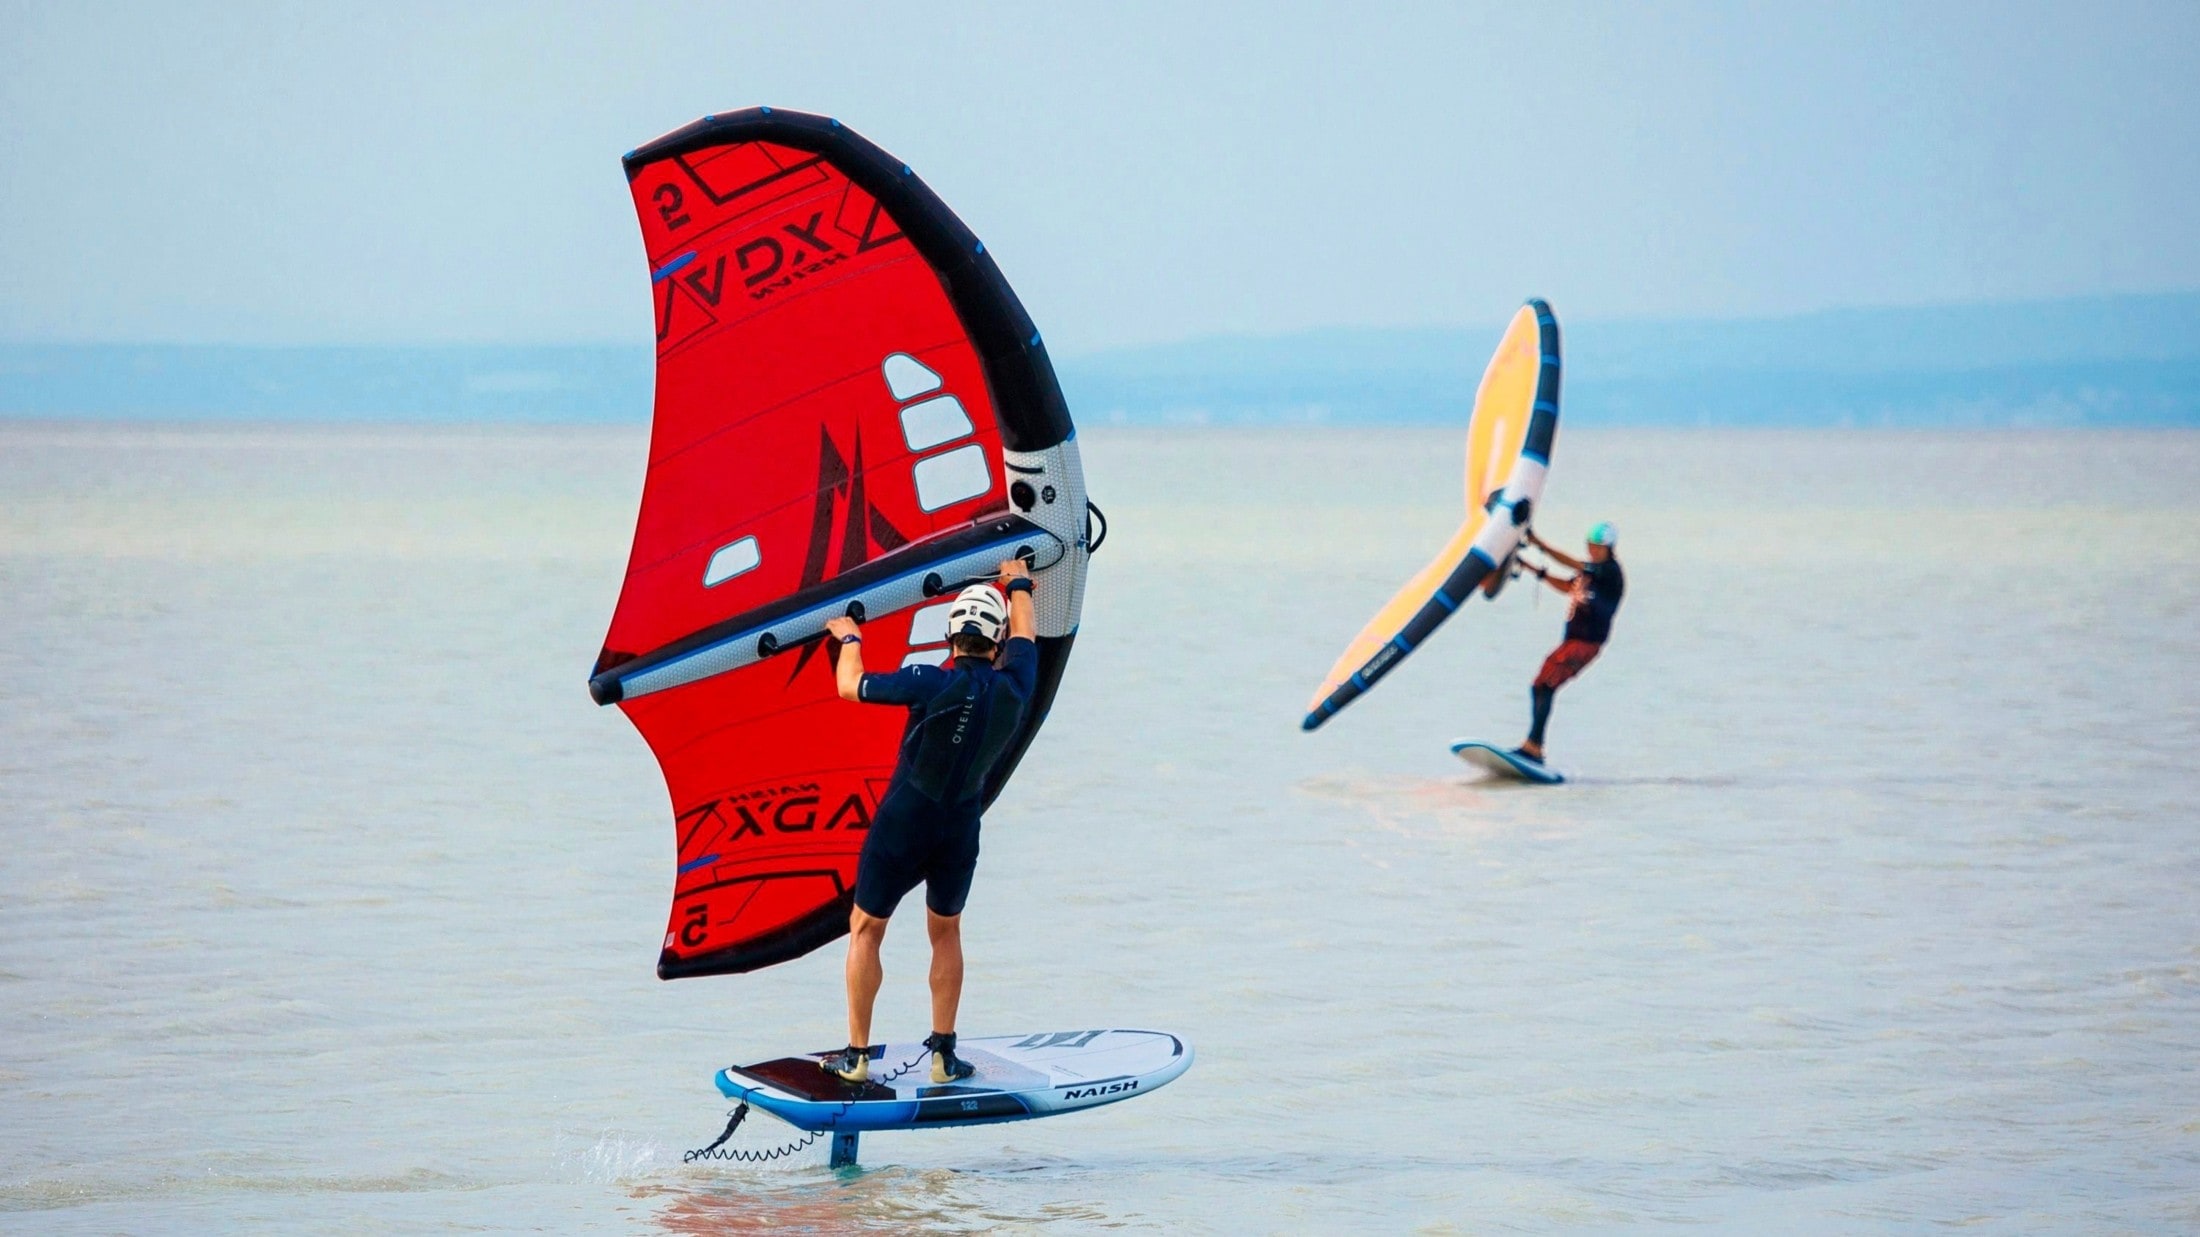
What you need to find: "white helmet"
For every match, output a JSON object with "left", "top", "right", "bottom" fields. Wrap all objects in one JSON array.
[{"left": 945, "top": 583, "right": 1009, "bottom": 645}]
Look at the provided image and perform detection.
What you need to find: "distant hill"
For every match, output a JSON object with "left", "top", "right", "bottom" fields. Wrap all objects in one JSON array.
[
  {"left": 1055, "top": 293, "right": 2200, "bottom": 427},
  {"left": 0, "top": 344, "right": 649, "bottom": 423},
  {"left": 3, "top": 293, "right": 2196, "bottom": 426}
]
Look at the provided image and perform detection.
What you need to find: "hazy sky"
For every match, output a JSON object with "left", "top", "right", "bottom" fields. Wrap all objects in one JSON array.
[{"left": 3, "top": 1, "right": 2196, "bottom": 351}]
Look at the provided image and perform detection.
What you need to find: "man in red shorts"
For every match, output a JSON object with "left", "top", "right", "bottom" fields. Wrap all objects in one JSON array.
[{"left": 1517, "top": 522, "right": 1624, "bottom": 764}]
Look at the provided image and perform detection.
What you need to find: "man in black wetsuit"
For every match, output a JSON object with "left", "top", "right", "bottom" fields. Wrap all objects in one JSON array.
[
  {"left": 1518, "top": 522, "right": 1624, "bottom": 765},
  {"left": 818, "top": 559, "right": 1038, "bottom": 1085}
]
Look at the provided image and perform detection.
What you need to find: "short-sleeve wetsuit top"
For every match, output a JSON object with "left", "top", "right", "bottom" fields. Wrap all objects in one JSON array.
[
  {"left": 1563, "top": 557, "right": 1626, "bottom": 645},
  {"left": 857, "top": 636, "right": 1040, "bottom": 810}
]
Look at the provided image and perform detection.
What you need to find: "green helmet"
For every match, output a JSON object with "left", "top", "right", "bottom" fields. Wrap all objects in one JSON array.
[{"left": 1587, "top": 521, "right": 1617, "bottom": 547}]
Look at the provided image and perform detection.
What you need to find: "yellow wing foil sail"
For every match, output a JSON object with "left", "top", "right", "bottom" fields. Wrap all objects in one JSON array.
[{"left": 1301, "top": 300, "right": 1561, "bottom": 730}]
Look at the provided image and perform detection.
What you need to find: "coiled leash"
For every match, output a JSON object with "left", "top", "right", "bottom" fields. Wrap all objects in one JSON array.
[
  {"left": 682, "top": 1049, "right": 931, "bottom": 1165},
  {"left": 681, "top": 1105, "right": 819, "bottom": 1164}
]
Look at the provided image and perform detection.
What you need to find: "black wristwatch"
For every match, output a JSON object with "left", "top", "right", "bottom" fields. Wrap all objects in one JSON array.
[{"left": 1004, "top": 577, "right": 1034, "bottom": 595}]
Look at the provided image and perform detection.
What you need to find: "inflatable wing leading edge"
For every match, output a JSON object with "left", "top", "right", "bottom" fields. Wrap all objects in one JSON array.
[
  {"left": 590, "top": 109, "right": 1090, "bottom": 979},
  {"left": 1301, "top": 300, "right": 1560, "bottom": 731}
]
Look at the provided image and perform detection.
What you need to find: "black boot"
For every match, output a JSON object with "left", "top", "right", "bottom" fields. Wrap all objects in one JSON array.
[
  {"left": 925, "top": 1031, "right": 974, "bottom": 1083},
  {"left": 821, "top": 1044, "right": 870, "bottom": 1083}
]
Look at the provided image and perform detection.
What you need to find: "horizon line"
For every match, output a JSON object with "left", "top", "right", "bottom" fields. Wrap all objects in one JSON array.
[{"left": 4, "top": 287, "right": 2196, "bottom": 358}]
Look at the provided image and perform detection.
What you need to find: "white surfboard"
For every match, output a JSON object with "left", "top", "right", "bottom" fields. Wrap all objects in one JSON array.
[
  {"left": 1451, "top": 739, "right": 1566, "bottom": 784},
  {"left": 714, "top": 1029, "right": 1192, "bottom": 1133}
]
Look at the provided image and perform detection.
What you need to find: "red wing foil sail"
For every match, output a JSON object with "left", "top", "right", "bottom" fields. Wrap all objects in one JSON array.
[{"left": 592, "top": 108, "right": 1091, "bottom": 980}]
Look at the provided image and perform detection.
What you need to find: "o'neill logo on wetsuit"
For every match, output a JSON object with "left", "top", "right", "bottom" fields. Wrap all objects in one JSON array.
[{"left": 1062, "top": 1080, "right": 1138, "bottom": 1100}]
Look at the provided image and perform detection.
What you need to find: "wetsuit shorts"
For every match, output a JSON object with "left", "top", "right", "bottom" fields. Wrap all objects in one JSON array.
[
  {"left": 852, "top": 784, "right": 982, "bottom": 919},
  {"left": 1533, "top": 639, "right": 1603, "bottom": 691}
]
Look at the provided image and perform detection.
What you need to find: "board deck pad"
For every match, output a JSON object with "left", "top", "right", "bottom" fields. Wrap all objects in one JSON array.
[
  {"left": 1451, "top": 739, "right": 1566, "bottom": 784},
  {"left": 714, "top": 1029, "right": 1191, "bottom": 1132}
]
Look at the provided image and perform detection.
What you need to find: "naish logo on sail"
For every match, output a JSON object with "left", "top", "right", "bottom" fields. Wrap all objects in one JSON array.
[
  {"left": 736, "top": 212, "right": 846, "bottom": 300},
  {"left": 1062, "top": 1080, "right": 1138, "bottom": 1100}
]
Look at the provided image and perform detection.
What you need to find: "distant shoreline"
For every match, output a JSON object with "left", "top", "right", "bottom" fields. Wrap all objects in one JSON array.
[{"left": 4, "top": 292, "right": 2195, "bottom": 428}]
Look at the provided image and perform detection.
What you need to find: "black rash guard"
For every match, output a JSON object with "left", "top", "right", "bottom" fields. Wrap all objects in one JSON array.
[
  {"left": 858, "top": 636, "right": 1039, "bottom": 806},
  {"left": 1562, "top": 557, "right": 1626, "bottom": 645},
  {"left": 847, "top": 636, "right": 1039, "bottom": 917}
]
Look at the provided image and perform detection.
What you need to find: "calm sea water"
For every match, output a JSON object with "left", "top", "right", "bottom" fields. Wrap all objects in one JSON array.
[{"left": 2, "top": 424, "right": 2196, "bottom": 1233}]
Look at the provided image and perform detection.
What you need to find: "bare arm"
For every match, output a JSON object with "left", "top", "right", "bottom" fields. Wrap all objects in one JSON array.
[
  {"left": 1527, "top": 529, "right": 1584, "bottom": 572},
  {"left": 1480, "top": 564, "right": 1507, "bottom": 598},
  {"left": 1522, "top": 554, "right": 1578, "bottom": 597},
  {"left": 998, "top": 558, "right": 1036, "bottom": 641},
  {"left": 824, "top": 616, "right": 865, "bottom": 701}
]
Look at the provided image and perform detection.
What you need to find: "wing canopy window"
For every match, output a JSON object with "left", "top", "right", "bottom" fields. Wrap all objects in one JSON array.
[
  {"left": 702, "top": 536, "right": 761, "bottom": 587},
  {"left": 912, "top": 444, "right": 991, "bottom": 512},
  {"left": 900, "top": 395, "right": 974, "bottom": 452}
]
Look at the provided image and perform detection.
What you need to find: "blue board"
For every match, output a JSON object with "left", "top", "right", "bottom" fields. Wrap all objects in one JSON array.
[
  {"left": 1451, "top": 739, "right": 1566, "bottom": 785},
  {"left": 714, "top": 1029, "right": 1192, "bottom": 1134}
]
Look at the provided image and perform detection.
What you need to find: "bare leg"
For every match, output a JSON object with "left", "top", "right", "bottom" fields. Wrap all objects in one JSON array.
[
  {"left": 844, "top": 907, "right": 889, "bottom": 1047},
  {"left": 926, "top": 910, "right": 963, "bottom": 1036}
]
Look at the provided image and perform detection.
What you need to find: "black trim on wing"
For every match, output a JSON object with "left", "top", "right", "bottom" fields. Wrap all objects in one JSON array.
[
  {"left": 1522, "top": 298, "right": 1562, "bottom": 462},
  {"left": 979, "top": 631, "right": 1072, "bottom": 810},
  {"left": 617, "top": 107, "right": 1087, "bottom": 981},
  {"left": 650, "top": 634, "right": 1073, "bottom": 977},
  {"left": 623, "top": 107, "right": 1073, "bottom": 454},
  {"left": 659, "top": 888, "right": 856, "bottom": 979},
  {"left": 1301, "top": 299, "right": 1562, "bottom": 731}
]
